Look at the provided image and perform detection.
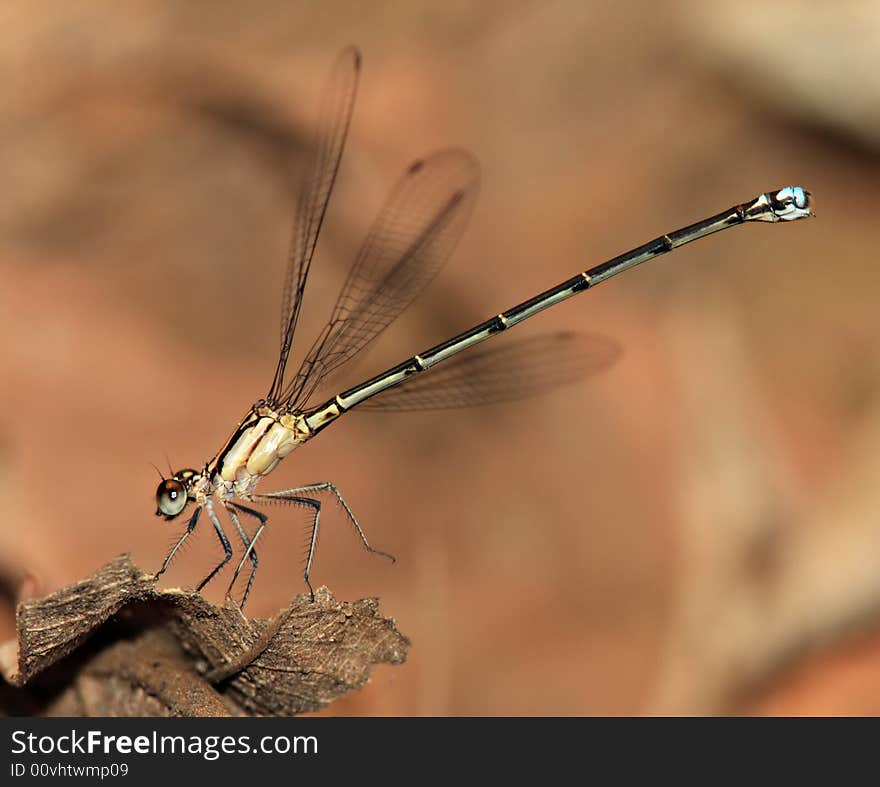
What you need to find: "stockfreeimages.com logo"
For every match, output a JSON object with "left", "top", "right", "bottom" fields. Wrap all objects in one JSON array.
[{"left": 11, "top": 730, "right": 318, "bottom": 761}]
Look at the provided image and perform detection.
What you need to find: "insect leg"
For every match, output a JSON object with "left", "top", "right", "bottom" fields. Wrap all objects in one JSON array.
[
  {"left": 196, "top": 502, "right": 233, "bottom": 592},
  {"left": 251, "top": 493, "right": 321, "bottom": 601},
  {"left": 259, "top": 482, "right": 395, "bottom": 563},
  {"left": 154, "top": 505, "right": 201, "bottom": 579},
  {"left": 224, "top": 501, "right": 267, "bottom": 609}
]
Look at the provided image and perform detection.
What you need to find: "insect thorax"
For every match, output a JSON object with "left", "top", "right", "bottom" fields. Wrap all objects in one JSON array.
[{"left": 210, "top": 405, "right": 311, "bottom": 490}]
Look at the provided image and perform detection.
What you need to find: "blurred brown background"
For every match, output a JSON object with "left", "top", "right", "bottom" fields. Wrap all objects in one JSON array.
[{"left": 2, "top": 0, "right": 880, "bottom": 715}]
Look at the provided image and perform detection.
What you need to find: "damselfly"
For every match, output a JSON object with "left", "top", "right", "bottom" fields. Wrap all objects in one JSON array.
[{"left": 153, "top": 47, "right": 813, "bottom": 608}]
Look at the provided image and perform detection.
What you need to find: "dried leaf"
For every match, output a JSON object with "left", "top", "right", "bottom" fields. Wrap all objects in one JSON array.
[{"left": 0, "top": 554, "right": 409, "bottom": 716}]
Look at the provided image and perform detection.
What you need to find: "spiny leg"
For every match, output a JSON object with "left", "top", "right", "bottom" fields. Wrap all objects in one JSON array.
[
  {"left": 258, "top": 482, "right": 396, "bottom": 563},
  {"left": 224, "top": 502, "right": 267, "bottom": 610},
  {"left": 196, "top": 502, "right": 233, "bottom": 592},
  {"left": 251, "top": 493, "right": 321, "bottom": 601},
  {"left": 154, "top": 506, "right": 201, "bottom": 579}
]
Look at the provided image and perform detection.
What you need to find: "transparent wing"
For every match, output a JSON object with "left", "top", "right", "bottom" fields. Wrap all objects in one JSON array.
[
  {"left": 358, "top": 331, "right": 621, "bottom": 411},
  {"left": 267, "top": 46, "right": 360, "bottom": 404},
  {"left": 280, "top": 148, "right": 480, "bottom": 409}
]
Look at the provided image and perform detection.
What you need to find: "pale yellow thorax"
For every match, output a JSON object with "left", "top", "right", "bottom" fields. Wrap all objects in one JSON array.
[{"left": 217, "top": 409, "right": 310, "bottom": 484}]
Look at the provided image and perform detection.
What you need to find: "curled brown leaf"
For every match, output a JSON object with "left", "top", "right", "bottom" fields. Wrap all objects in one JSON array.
[{"left": 0, "top": 554, "right": 409, "bottom": 716}]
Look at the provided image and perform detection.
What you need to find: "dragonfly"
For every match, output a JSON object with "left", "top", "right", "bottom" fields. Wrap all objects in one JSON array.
[{"left": 153, "top": 46, "right": 813, "bottom": 609}]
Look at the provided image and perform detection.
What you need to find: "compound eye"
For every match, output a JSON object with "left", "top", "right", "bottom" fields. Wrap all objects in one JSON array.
[{"left": 156, "top": 479, "right": 188, "bottom": 518}]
